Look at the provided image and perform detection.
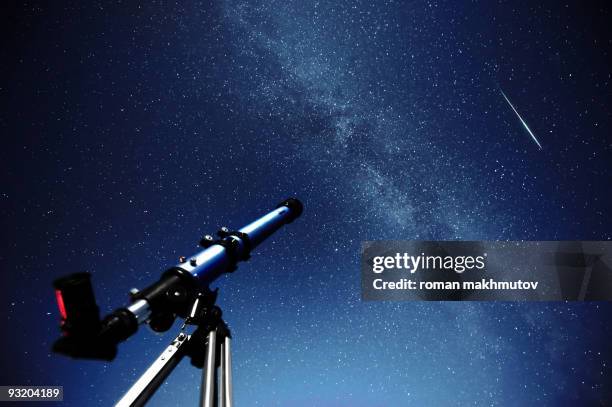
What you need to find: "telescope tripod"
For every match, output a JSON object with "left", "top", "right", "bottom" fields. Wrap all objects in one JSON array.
[{"left": 116, "top": 292, "right": 233, "bottom": 407}]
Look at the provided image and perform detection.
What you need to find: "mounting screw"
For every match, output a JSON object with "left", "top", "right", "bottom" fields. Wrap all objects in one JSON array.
[{"left": 199, "top": 234, "right": 215, "bottom": 248}]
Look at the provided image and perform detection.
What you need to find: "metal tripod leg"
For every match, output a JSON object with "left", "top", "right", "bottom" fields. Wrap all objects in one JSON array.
[
  {"left": 200, "top": 329, "right": 217, "bottom": 407},
  {"left": 115, "top": 332, "right": 190, "bottom": 407},
  {"left": 115, "top": 296, "right": 233, "bottom": 407},
  {"left": 218, "top": 336, "right": 233, "bottom": 407},
  {"left": 200, "top": 329, "right": 233, "bottom": 407}
]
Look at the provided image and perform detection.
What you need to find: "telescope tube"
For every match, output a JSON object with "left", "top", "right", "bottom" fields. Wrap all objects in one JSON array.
[
  {"left": 179, "top": 198, "right": 302, "bottom": 283},
  {"left": 127, "top": 198, "right": 303, "bottom": 326}
]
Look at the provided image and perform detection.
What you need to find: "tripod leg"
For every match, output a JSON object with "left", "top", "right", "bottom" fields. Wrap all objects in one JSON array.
[
  {"left": 218, "top": 340, "right": 225, "bottom": 407},
  {"left": 200, "top": 329, "right": 217, "bottom": 407},
  {"left": 221, "top": 336, "right": 233, "bottom": 407},
  {"left": 115, "top": 332, "right": 189, "bottom": 407}
]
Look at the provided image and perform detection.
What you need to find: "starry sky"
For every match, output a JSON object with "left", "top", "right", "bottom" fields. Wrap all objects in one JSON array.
[{"left": 1, "top": 1, "right": 611, "bottom": 406}]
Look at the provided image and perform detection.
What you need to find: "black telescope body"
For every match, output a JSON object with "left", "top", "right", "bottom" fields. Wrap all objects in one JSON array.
[{"left": 53, "top": 198, "right": 303, "bottom": 360}]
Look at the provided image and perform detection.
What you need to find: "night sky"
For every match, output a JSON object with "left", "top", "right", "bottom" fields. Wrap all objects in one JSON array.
[{"left": 2, "top": 1, "right": 611, "bottom": 406}]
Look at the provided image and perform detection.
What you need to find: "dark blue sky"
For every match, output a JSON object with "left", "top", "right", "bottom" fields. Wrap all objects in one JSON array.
[{"left": 1, "top": 1, "right": 611, "bottom": 405}]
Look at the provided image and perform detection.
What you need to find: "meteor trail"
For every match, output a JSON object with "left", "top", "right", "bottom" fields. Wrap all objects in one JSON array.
[{"left": 499, "top": 88, "right": 543, "bottom": 150}]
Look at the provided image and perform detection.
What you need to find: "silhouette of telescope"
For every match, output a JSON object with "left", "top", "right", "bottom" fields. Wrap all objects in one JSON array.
[{"left": 53, "top": 198, "right": 303, "bottom": 360}]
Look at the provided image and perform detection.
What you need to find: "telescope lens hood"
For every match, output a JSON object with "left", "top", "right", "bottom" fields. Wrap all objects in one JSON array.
[{"left": 277, "top": 197, "right": 303, "bottom": 223}]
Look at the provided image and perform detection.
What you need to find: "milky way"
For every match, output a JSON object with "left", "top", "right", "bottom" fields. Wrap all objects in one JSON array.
[{"left": 222, "top": 0, "right": 502, "bottom": 240}]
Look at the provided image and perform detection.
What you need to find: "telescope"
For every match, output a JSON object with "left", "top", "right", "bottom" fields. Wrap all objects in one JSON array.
[{"left": 52, "top": 198, "right": 303, "bottom": 406}]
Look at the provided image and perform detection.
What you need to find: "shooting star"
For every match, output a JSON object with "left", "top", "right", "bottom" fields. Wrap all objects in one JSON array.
[{"left": 499, "top": 88, "right": 543, "bottom": 150}]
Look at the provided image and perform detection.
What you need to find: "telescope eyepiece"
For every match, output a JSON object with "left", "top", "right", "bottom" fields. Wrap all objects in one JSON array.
[{"left": 53, "top": 272, "right": 101, "bottom": 336}]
